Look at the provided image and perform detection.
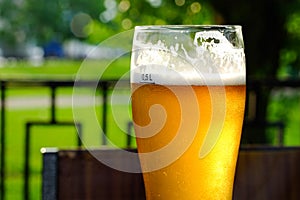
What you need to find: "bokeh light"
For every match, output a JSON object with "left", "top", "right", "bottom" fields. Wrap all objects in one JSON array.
[
  {"left": 70, "top": 12, "right": 93, "bottom": 38},
  {"left": 118, "top": 0, "right": 131, "bottom": 13},
  {"left": 175, "top": 0, "right": 185, "bottom": 7},
  {"left": 122, "top": 18, "right": 133, "bottom": 30},
  {"left": 190, "top": 2, "right": 202, "bottom": 14}
]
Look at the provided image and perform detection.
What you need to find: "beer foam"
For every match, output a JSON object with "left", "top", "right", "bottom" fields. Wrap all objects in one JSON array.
[{"left": 131, "top": 27, "right": 245, "bottom": 86}]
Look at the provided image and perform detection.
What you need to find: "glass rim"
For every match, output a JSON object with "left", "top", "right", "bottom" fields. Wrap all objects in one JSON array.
[{"left": 134, "top": 25, "right": 242, "bottom": 32}]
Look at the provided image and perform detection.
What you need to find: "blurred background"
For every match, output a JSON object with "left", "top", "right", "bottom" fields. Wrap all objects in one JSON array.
[{"left": 0, "top": 0, "right": 300, "bottom": 199}]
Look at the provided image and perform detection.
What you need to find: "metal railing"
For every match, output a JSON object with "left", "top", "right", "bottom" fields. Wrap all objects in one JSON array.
[{"left": 0, "top": 79, "right": 129, "bottom": 200}]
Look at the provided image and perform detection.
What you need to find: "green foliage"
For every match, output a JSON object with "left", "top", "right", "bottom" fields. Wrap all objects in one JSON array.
[
  {"left": 85, "top": 20, "right": 119, "bottom": 44},
  {"left": 0, "top": 0, "right": 216, "bottom": 46},
  {"left": 280, "top": 4, "right": 300, "bottom": 77},
  {"left": 91, "top": 0, "right": 216, "bottom": 41},
  {"left": 267, "top": 89, "right": 300, "bottom": 145},
  {"left": 0, "top": 0, "right": 27, "bottom": 45},
  {"left": 25, "top": 0, "right": 66, "bottom": 44}
]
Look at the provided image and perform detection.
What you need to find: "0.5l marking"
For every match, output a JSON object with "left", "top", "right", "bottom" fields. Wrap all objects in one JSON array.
[{"left": 141, "top": 73, "right": 154, "bottom": 83}]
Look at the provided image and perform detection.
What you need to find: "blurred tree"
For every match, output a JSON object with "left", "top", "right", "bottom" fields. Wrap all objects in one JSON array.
[
  {"left": 24, "top": 0, "right": 105, "bottom": 44},
  {"left": 0, "top": 0, "right": 104, "bottom": 47},
  {"left": 281, "top": 0, "right": 300, "bottom": 77},
  {"left": 0, "top": 0, "right": 28, "bottom": 56},
  {"left": 0, "top": 0, "right": 216, "bottom": 46},
  {"left": 25, "top": 0, "right": 65, "bottom": 44},
  {"left": 86, "top": 0, "right": 216, "bottom": 43}
]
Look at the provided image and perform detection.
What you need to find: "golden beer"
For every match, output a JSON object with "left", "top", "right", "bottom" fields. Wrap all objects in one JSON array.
[
  {"left": 131, "top": 83, "right": 246, "bottom": 199},
  {"left": 131, "top": 25, "right": 246, "bottom": 200}
]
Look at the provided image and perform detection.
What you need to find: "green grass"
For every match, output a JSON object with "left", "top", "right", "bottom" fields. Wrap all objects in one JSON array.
[
  {"left": 4, "top": 94, "right": 134, "bottom": 200},
  {"left": 0, "top": 57, "right": 130, "bottom": 80},
  {"left": 6, "top": 109, "right": 79, "bottom": 200}
]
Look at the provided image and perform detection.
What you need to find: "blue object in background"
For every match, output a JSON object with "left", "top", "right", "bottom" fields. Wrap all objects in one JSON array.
[{"left": 43, "top": 40, "right": 64, "bottom": 58}]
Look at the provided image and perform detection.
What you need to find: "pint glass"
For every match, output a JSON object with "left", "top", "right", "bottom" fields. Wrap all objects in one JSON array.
[{"left": 130, "top": 25, "right": 246, "bottom": 199}]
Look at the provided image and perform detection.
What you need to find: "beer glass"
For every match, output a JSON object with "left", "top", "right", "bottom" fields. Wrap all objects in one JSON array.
[{"left": 130, "top": 25, "right": 246, "bottom": 199}]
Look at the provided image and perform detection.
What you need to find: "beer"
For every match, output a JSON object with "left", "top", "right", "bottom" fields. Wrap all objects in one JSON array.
[
  {"left": 131, "top": 25, "right": 246, "bottom": 200},
  {"left": 131, "top": 83, "right": 245, "bottom": 199}
]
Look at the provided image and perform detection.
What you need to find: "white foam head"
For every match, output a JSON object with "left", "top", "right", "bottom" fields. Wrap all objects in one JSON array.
[{"left": 131, "top": 25, "right": 246, "bottom": 86}]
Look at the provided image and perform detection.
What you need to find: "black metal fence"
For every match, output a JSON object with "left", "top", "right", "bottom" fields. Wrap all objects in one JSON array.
[
  {"left": 0, "top": 79, "right": 130, "bottom": 200},
  {"left": 0, "top": 78, "right": 300, "bottom": 200}
]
